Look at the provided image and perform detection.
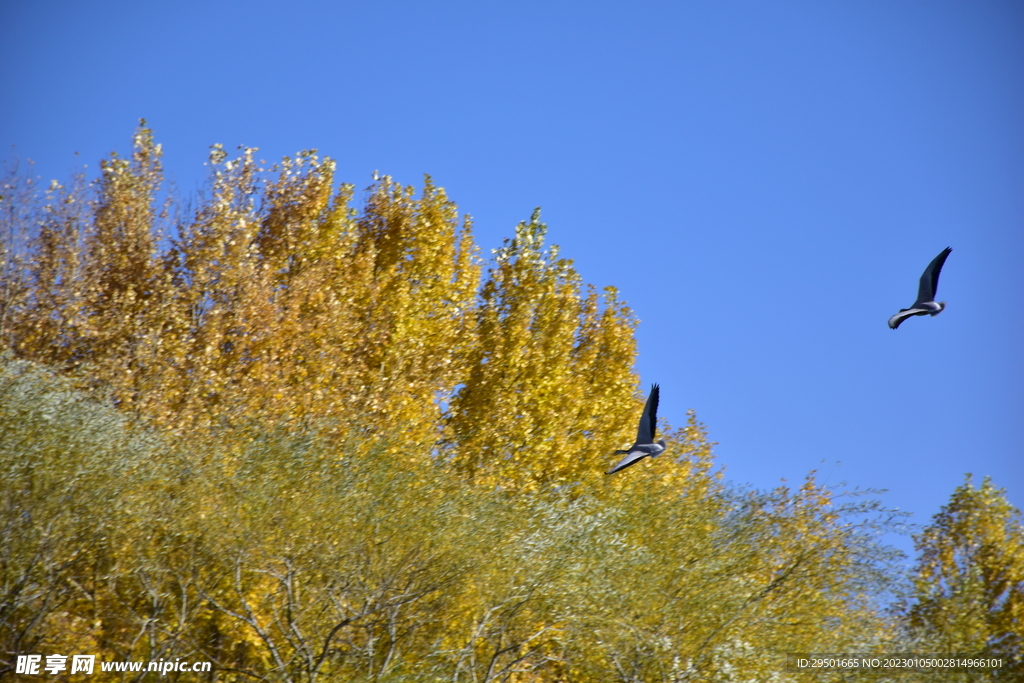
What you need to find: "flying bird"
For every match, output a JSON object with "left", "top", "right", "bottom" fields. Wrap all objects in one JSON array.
[
  {"left": 606, "top": 384, "right": 667, "bottom": 475},
  {"left": 888, "top": 247, "right": 952, "bottom": 330}
]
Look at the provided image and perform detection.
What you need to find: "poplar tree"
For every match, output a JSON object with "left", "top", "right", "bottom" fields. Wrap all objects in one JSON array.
[
  {"left": 904, "top": 475, "right": 1024, "bottom": 670},
  {"left": 445, "top": 210, "right": 642, "bottom": 488},
  {"left": 1, "top": 125, "right": 910, "bottom": 681}
]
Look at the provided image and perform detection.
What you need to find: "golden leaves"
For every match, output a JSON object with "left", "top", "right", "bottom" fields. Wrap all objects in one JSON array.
[
  {"left": 0, "top": 125, "right": 932, "bottom": 680},
  {"left": 445, "top": 210, "right": 644, "bottom": 489},
  {"left": 905, "top": 476, "right": 1024, "bottom": 659}
]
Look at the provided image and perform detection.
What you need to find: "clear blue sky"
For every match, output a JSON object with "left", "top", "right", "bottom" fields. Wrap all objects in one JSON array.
[{"left": 3, "top": 1, "right": 1021, "bottom": 559}]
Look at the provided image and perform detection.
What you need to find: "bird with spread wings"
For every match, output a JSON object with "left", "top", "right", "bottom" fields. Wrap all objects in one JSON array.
[
  {"left": 607, "top": 384, "right": 667, "bottom": 475},
  {"left": 888, "top": 247, "right": 952, "bottom": 330}
]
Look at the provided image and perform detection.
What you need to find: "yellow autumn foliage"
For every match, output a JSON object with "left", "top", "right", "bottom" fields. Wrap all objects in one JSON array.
[
  {"left": 4, "top": 123, "right": 1014, "bottom": 681},
  {"left": 902, "top": 475, "right": 1024, "bottom": 678}
]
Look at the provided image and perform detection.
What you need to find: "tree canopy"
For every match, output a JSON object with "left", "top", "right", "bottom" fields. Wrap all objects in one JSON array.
[{"left": 1, "top": 123, "right": 1018, "bottom": 681}]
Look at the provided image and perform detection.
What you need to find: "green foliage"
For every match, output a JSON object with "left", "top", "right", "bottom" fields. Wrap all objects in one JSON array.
[
  {"left": 1, "top": 353, "right": 905, "bottom": 681},
  {"left": 0, "top": 354, "right": 171, "bottom": 669}
]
